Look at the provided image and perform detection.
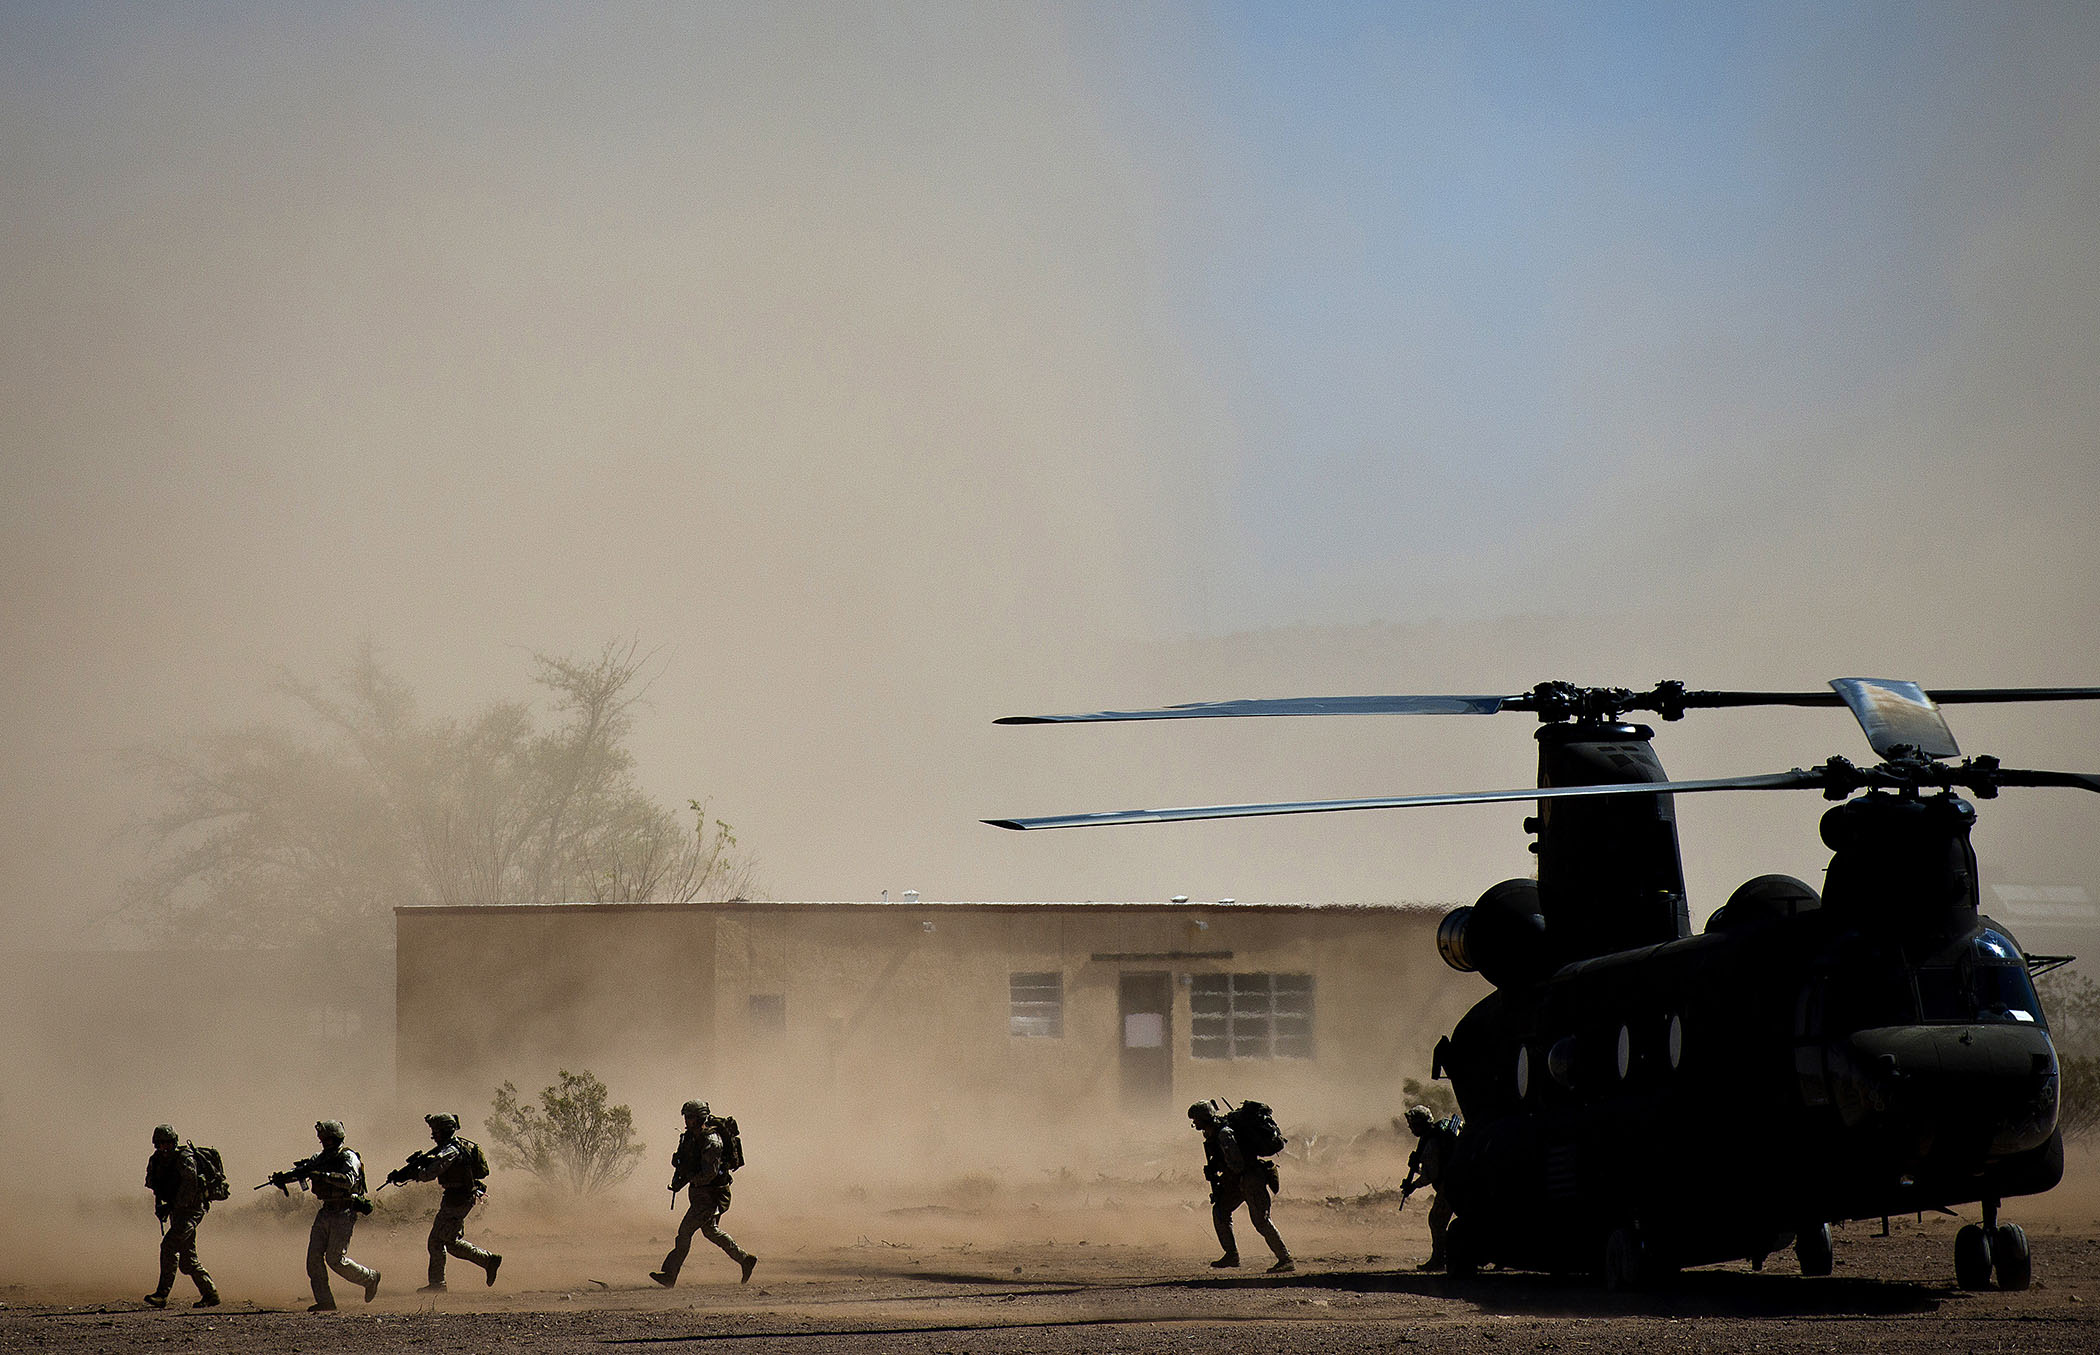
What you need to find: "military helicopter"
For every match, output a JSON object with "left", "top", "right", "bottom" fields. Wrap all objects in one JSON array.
[{"left": 987, "top": 678, "right": 2100, "bottom": 1290}]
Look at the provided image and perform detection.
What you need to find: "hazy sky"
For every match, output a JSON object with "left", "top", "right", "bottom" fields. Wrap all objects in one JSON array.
[{"left": 5, "top": 2, "right": 2099, "bottom": 945}]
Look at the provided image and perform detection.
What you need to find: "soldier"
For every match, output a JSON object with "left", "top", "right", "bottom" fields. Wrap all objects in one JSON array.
[
  {"left": 1188, "top": 1102, "right": 1293, "bottom": 1273},
  {"left": 142, "top": 1125, "right": 220, "bottom": 1309},
  {"left": 1400, "top": 1104, "right": 1460, "bottom": 1271},
  {"left": 650, "top": 1099, "right": 756, "bottom": 1287},
  {"left": 384, "top": 1112, "right": 502, "bottom": 1292},
  {"left": 267, "top": 1119, "right": 381, "bottom": 1312}
]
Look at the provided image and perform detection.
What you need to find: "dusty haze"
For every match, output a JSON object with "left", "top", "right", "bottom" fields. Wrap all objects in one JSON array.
[{"left": 4, "top": 0, "right": 2100, "bottom": 1301}]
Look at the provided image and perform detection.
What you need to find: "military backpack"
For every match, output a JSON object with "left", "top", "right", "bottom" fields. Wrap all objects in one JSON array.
[
  {"left": 1223, "top": 1101, "right": 1287, "bottom": 1158},
  {"left": 460, "top": 1136, "right": 491, "bottom": 1180},
  {"left": 190, "top": 1144, "right": 232, "bottom": 1202},
  {"left": 715, "top": 1115, "right": 745, "bottom": 1173}
]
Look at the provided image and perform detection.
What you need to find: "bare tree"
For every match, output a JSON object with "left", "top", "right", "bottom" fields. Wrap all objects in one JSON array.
[{"left": 124, "top": 640, "right": 759, "bottom": 945}]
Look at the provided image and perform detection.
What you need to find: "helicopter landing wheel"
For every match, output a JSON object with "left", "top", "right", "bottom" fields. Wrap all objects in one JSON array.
[
  {"left": 1795, "top": 1222, "right": 1834, "bottom": 1277},
  {"left": 1993, "top": 1223, "right": 2032, "bottom": 1291},
  {"left": 1954, "top": 1223, "right": 1994, "bottom": 1290},
  {"left": 1604, "top": 1226, "right": 1647, "bottom": 1292}
]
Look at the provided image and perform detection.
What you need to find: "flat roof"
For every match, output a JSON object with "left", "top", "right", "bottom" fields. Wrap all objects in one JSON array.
[{"left": 394, "top": 899, "right": 1449, "bottom": 918}]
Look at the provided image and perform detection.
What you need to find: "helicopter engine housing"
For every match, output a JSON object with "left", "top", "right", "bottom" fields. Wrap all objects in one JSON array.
[{"left": 1438, "top": 878, "right": 1552, "bottom": 988}]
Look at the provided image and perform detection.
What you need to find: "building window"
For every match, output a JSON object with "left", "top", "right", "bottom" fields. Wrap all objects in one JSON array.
[
  {"left": 308, "top": 1006, "right": 363, "bottom": 1040},
  {"left": 1190, "top": 973, "right": 1314, "bottom": 1060},
  {"left": 749, "top": 993, "right": 786, "bottom": 1037},
  {"left": 1009, "top": 972, "right": 1064, "bottom": 1038}
]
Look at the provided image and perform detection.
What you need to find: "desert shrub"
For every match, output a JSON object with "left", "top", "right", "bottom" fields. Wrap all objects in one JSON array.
[
  {"left": 2040, "top": 969, "right": 2100, "bottom": 1143},
  {"left": 1401, "top": 1077, "right": 1459, "bottom": 1121},
  {"left": 486, "top": 1068, "right": 646, "bottom": 1195}
]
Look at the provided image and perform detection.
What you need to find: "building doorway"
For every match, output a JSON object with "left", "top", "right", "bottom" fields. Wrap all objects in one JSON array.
[{"left": 1118, "top": 971, "right": 1173, "bottom": 1109}]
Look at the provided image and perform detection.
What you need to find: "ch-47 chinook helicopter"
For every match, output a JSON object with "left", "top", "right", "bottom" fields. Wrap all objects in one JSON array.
[{"left": 987, "top": 678, "right": 2100, "bottom": 1291}]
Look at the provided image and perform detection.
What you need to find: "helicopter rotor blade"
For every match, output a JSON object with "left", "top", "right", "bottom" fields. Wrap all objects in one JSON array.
[
  {"left": 1831, "top": 678, "right": 1961, "bottom": 760},
  {"left": 1985, "top": 768, "right": 2100, "bottom": 793},
  {"left": 985, "top": 770, "right": 1826, "bottom": 831},
  {"left": 994, "top": 694, "right": 1515, "bottom": 724},
  {"left": 997, "top": 683, "right": 2100, "bottom": 727}
]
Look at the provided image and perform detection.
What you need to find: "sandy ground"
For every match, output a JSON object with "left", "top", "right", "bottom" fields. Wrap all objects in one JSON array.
[{"left": 6, "top": 1145, "right": 2099, "bottom": 1354}]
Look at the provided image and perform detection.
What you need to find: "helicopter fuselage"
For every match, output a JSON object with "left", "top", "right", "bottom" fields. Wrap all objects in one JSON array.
[{"left": 1436, "top": 748, "right": 2065, "bottom": 1275}]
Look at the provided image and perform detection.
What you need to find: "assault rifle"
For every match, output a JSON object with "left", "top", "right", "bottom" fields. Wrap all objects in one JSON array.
[
  {"left": 256, "top": 1161, "right": 313, "bottom": 1195},
  {"left": 380, "top": 1146, "right": 440, "bottom": 1193}
]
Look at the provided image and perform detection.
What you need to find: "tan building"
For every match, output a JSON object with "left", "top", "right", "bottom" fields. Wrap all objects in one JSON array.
[{"left": 395, "top": 900, "right": 1480, "bottom": 1137}]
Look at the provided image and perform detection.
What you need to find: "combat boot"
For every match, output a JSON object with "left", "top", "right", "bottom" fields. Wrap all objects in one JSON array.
[
  {"left": 417, "top": 1282, "right": 447, "bottom": 1293},
  {"left": 650, "top": 1270, "right": 675, "bottom": 1287},
  {"left": 363, "top": 1271, "right": 382, "bottom": 1303},
  {"left": 740, "top": 1255, "right": 757, "bottom": 1284},
  {"left": 1209, "top": 1254, "right": 1240, "bottom": 1269},
  {"left": 1267, "top": 1256, "right": 1296, "bottom": 1274},
  {"left": 484, "top": 1254, "right": 502, "bottom": 1286},
  {"left": 142, "top": 1293, "right": 169, "bottom": 1309},
  {"left": 194, "top": 1287, "right": 221, "bottom": 1308}
]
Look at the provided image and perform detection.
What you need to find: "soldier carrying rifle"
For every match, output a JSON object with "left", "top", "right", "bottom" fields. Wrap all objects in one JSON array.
[
  {"left": 261, "top": 1119, "right": 381, "bottom": 1312},
  {"left": 383, "top": 1112, "right": 502, "bottom": 1292}
]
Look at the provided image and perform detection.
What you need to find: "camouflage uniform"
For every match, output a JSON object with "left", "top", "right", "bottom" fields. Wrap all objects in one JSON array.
[
  {"left": 652, "top": 1103, "right": 755, "bottom": 1286},
  {"left": 1402, "top": 1105, "right": 1458, "bottom": 1271},
  {"left": 1192, "top": 1105, "right": 1292, "bottom": 1272},
  {"left": 390, "top": 1116, "right": 501, "bottom": 1290},
  {"left": 277, "top": 1122, "right": 380, "bottom": 1311},
  {"left": 143, "top": 1127, "right": 219, "bottom": 1308}
]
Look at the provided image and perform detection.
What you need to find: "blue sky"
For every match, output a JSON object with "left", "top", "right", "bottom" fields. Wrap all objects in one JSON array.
[{"left": 1069, "top": 2, "right": 2100, "bottom": 628}]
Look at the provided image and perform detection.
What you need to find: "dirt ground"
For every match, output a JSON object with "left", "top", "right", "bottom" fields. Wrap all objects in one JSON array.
[{"left": 6, "top": 1145, "right": 2098, "bottom": 1355}]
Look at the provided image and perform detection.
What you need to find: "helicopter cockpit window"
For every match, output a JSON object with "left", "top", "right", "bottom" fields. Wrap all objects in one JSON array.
[{"left": 1915, "top": 929, "right": 2043, "bottom": 1026}]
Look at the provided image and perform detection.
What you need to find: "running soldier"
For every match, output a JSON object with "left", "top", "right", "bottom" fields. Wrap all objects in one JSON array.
[
  {"left": 1189, "top": 1101, "right": 1293, "bottom": 1273},
  {"left": 1400, "top": 1104, "right": 1461, "bottom": 1271},
  {"left": 650, "top": 1099, "right": 756, "bottom": 1286},
  {"left": 384, "top": 1112, "right": 503, "bottom": 1292},
  {"left": 142, "top": 1125, "right": 221, "bottom": 1309},
  {"left": 266, "top": 1119, "right": 381, "bottom": 1311}
]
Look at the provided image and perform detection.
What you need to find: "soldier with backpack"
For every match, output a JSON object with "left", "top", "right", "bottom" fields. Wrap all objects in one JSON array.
[
  {"left": 263, "top": 1119, "right": 381, "bottom": 1311},
  {"left": 142, "top": 1124, "right": 223, "bottom": 1309},
  {"left": 384, "top": 1112, "right": 503, "bottom": 1291},
  {"left": 1188, "top": 1100, "right": 1294, "bottom": 1274},
  {"left": 1400, "top": 1104, "right": 1461, "bottom": 1271},
  {"left": 651, "top": 1099, "right": 756, "bottom": 1287}
]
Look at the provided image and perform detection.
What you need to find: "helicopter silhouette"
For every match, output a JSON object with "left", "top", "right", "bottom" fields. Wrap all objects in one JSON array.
[{"left": 988, "top": 678, "right": 2100, "bottom": 1290}]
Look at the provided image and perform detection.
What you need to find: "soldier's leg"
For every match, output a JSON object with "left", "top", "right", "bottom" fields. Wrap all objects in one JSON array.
[
  {"left": 695, "top": 1187, "right": 753, "bottom": 1267},
  {"left": 425, "top": 1206, "right": 457, "bottom": 1286},
  {"left": 440, "top": 1197, "right": 498, "bottom": 1272},
  {"left": 169, "top": 1210, "right": 218, "bottom": 1302},
  {"left": 657, "top": 1196, "right": 704, "bottom": 1283},
  {"left": 154, "top": 1224, "right": 180, "bottom": 1300},
  {"left": 307, "top": 1212, "right": 337, "bottom": 1307},
  {"left": 323, "top": 1211, "right": 380, "bottom": 1296},
  {"left": 1239, "top": 1174, "right": 1291, "bottom": 1265},
  {"left": 1425, "top": 1194, "right": 1452, "bottom": 1269},
  {"left": 1210, "top": 1185, "right": 1241, "bottom": 1263}
]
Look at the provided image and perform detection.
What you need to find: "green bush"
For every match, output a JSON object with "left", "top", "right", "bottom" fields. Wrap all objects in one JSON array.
[
  {"left": 486, "top": 1069, "right": 646, "bottom": 1195},
  {"left": 2039, "top": 969, "right": 2100, "bottom": 1143}
]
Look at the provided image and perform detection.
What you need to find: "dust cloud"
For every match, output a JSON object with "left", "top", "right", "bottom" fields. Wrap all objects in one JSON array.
[{"left": 6, "top": 0, "right": 2100, "bottom": 1306}]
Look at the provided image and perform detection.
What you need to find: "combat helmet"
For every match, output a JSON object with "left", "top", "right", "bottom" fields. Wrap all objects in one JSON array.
[
  {"left": 315, "top": 1119, "right": 347, "bottom": 1143},
  {"left": 681, "top": 1099, "right": 710, "bottom": 1119},
  {"left": 152, "top": 1124, "right": 179, "bottom": 1147},
  {"left": 1187, "top": 1101, "right": 1218, "bottom": 1127},
  {"left": 425, "top": 1112, "right": 461, "bottom": 1134},
  {"left": 1404, "top": 1105, "right": 1435, "bottom": 1133}
]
